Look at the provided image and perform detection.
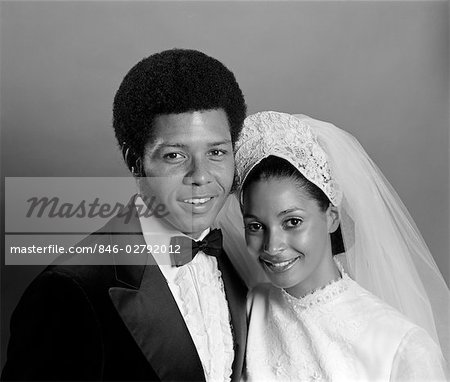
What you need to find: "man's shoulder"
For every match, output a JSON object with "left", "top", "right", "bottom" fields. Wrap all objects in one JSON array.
[
  {"left": 46, "top": 225, "right": 119, "bottom": 287},
  {"left": 36, "top": 234, "right": 124, "bottom": 295},
  {"left": 35, "top": 262, "right": 116, "bottom": 301},
  {"left": 47, "top": 205, "right": 144, "bottom": 285}
]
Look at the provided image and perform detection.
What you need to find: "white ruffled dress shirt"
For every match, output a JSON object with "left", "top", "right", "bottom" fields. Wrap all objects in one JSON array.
[
  {"left": 245, "top": 265, "right": 448, "bottom": 381},
  {"left": 136, "top": 197, "right": 234, "bottom": 382}
]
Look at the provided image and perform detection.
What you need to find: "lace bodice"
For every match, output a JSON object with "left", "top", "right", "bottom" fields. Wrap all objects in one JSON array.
[{"left": 245, "top": 275, "right": 448, "bottom": 381}]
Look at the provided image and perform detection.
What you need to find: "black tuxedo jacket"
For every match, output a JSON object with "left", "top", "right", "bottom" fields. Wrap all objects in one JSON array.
[{"left": 2, "top": 202, "right": 248, "bottom": 381}]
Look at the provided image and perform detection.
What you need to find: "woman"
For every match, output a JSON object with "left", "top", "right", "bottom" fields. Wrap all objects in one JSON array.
[{"left": 229, "top": 111, "right": 449, "bottom": 381}]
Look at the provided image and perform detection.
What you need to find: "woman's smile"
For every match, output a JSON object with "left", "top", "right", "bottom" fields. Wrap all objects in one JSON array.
[{"left": 259, "top": 255, "right": 303, "bottom": 273}]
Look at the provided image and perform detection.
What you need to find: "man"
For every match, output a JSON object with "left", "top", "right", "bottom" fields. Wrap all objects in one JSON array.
[{"left": 2, "top": 49, "right": 248, "bottom": 381}]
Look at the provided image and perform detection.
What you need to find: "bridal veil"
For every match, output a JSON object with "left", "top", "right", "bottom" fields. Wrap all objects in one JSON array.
[{"left": 215, "top": 112, "right": 450, "bottom": 362}]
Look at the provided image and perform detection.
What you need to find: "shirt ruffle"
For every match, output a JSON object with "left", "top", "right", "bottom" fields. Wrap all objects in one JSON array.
[{"left": 173, "top": 253, "right": 233, "bottom": 382}]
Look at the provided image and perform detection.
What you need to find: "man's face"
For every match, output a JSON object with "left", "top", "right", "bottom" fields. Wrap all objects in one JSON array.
[{"left": 140, "top": 109, "right": 234, "bottom": 239}]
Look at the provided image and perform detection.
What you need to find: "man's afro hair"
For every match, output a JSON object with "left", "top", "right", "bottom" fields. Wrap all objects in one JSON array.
[{"left": 113, "top": 49, "right": 247, "bottom": 158}]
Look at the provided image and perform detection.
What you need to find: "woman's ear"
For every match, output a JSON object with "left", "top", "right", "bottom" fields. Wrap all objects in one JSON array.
[{"left": 326, "top": 205, "right": 340, "bottom": 233}]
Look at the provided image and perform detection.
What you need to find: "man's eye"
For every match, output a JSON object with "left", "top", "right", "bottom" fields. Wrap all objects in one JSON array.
[
  {"left": 284, "top": 218, "right": 303, "bottom": 228},
  {"left": 208, "top": 149, "right": 227, "bottom": 157},
  {"left": 163, "top": 152, "right": 184, "bottom": 160},
  {"left": 245, "top": 222, "right": 263, "bottom": 233}
]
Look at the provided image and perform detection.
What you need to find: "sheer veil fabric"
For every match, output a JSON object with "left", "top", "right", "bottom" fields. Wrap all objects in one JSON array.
[{"left": 215, "top": 113, "right": 450, "bottom": 363}]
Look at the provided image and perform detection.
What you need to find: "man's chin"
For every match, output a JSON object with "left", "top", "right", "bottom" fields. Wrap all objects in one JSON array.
[
  {"left": 164, "top": 199, "right": 226, "bottom": 236},
  {"left": 161, "top": 213, "right": 214, "bottom": 238}
]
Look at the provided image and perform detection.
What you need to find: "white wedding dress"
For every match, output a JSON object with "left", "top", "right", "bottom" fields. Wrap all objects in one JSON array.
[{"left": 245, "top": 268, "right": 448, "bottom": 382}]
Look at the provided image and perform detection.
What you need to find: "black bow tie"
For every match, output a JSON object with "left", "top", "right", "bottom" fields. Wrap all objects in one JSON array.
[{"left": 170, "top": 229, "right": 223, "bottom": 267}]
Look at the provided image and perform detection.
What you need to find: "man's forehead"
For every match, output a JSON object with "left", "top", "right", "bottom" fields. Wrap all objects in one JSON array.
[
  {"left": 154, "top": 110, "right": 229, "bottom": 130},
  {"left": 148, "top": 110, "right": 231, "bottom": 145},
  {"left": 155, "top": 108, "right": 225, "bottom": 122}
]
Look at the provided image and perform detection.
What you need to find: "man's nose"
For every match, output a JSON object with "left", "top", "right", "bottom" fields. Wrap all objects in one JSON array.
[{"left": 184, "top": 156, "right": 213, "bottom": 186}]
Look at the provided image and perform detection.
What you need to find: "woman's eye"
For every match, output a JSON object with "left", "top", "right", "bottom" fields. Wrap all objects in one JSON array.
[
  {"left": 245, "top": 222, "right": 263, "bottom": 233},
  {"left": 284, "top": 218, "right": 303, "bottom": 228}
]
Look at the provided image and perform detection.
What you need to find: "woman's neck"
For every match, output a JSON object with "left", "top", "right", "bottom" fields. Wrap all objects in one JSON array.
[{"left": 285, "top": 257, "right": 341, "bottom": 299}]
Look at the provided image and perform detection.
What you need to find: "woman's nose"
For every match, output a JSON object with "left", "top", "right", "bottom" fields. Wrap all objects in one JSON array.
[{"left": 263, "top": 230, "right": 286, "bottom": 257}]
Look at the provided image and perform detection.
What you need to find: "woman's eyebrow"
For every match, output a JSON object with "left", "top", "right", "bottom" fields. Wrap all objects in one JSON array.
[
  {"left": 277, "top": 207, "right": 306, "bottom": 217},
  {"left": 243, "top": 213, "right": 259, "bottom": 219}
]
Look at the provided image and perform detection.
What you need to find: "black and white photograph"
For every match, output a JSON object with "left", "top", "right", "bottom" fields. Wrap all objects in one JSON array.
[{"left": 1, "top": 1, "right": 449, "bottom": 381}]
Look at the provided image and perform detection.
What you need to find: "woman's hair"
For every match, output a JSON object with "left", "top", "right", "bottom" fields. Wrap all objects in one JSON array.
[
  {"left": 242, "top": 156, "right": 345, "bottom": 255},
  {"left": 113, "top": 49, "right": 247, "bottom": 161}
]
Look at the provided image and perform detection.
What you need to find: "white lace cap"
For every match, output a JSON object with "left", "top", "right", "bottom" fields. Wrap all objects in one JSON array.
[{"left": 235, "top": 111, "right": 342, "bottom": 206}]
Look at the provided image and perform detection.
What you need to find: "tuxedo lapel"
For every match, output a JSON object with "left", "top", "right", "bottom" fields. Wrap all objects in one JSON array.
[
  {"left": 217, "top": 252, "right": 248, "bottom": 382},
  {"left": 109, "top": 265, "right": 204, "bottom": 381},
  {"left": 107, "top": 199, "right": 205, "bottom": 381}
]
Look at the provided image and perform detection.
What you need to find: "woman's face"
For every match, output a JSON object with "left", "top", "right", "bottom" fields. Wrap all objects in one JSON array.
[{"left": 242, "top": 176, "right": 340, "bottom": 297}]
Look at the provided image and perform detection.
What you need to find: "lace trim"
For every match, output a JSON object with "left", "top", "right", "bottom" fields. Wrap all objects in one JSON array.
[{"left": 282, "top": 264, "right": 351, "bottom": 310}]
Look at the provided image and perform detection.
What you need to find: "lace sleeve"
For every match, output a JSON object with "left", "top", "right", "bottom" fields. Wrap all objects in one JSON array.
[{"left": 390, "top": 327, "right": 449, "bottom": 381}]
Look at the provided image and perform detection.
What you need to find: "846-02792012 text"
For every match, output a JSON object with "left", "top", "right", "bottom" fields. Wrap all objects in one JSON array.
[{"left": 8, "top": 244, "right": 181, "bottom": 255}]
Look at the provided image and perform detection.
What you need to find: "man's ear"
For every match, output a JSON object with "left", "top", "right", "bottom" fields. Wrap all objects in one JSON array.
[{"left": 326, "top": 205, "right": 340, "bottom": 233}]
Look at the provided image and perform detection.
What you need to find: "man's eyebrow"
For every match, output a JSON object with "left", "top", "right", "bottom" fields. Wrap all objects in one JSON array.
[
  {"left": 161, "top": 143, "right": 186, "bottom": 148},
  {"left": 152, "top": 142, "right": 187, "bottom": 150},
  {"left": 209, "top": 139, "right": 232, "bottom": 146},
  {"left": 149, "top": 139, "right": 232, "bottom": 154},
  {"left": 153, "top": 140, "right": 232, "bottom": 149}
]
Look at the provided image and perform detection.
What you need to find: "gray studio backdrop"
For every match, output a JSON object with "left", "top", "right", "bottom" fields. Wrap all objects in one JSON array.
[{"left": 1, "top": 0, "right": 448, "bottom": 368}]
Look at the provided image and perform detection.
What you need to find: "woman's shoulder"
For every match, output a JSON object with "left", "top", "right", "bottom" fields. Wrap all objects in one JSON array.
[
  {"left": 391, "top": 326, "right": 448, "bottom": 380},
  {"left": 330, "top": 279, "right": 446, "bottom": 370},
  {"left": 343, "top": 279, "right": 428, "bottom": 341}
]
